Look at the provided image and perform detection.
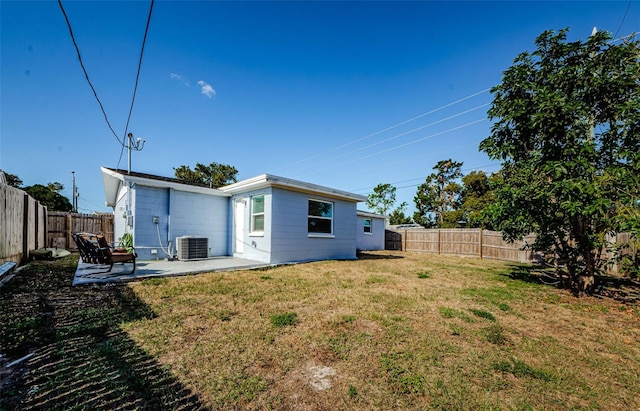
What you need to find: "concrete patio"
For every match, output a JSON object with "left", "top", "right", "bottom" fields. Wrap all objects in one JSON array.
[{"left": 73, "top": 256, "right": 269, "bottom": 285}]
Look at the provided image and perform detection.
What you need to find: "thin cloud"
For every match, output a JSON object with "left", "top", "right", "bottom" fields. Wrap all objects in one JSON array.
[
  {"left": 197, "top": 80, "right": 216, "bottom": 98},
  {"left": 170, "top": 72, "right": 190, "bottom": 87}
]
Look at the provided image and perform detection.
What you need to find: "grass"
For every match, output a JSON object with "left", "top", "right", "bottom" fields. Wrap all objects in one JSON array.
[
  {"left": 270, "top": 312, "right": 298, "bottom": 327},
  {"left": 1, "top": 251, "right": 639, "bottom": 410}
]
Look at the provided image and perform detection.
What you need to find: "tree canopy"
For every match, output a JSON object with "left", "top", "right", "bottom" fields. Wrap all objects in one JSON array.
[
  {"left": 1, "top": 170, "right": 72, "bottom": 212},
  {"left": 174, "top": 162, "right": 238, "bottom": 188},
  {"left": 366, "top": 183, "right": 397, "bottom": 217},
  {"left": 458, "top": 171, "right": 497, "bottom": 229},
  {"left": 413, "top": 159, "right": 464, "bottom": 228},
  {"left": 389, "top": 201, "right": 412, "bottom": 225},
  {"left": 1, "top": 170, "right": 23, "bottom": 188},
  {"left": 24, "top": 183, "right": 72, "bottom": 212},
  {"left": 479, "top": 28, "right": 640, "bottom": 293}
]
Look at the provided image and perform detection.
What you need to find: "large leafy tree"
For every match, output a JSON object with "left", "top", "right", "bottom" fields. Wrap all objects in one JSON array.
[
  {"left": 0, "top": 169, "right": 23, "bottom": 188},
  {"left": 413, "top": 159, "right": 464, "bottom": 228},
  {"left": 174, "top": 162, "right": 238, "bottom": 188},
  {"left": 480, "top": 28, "right": 640, "bottom": 294},
  {"left": 366, "top": 183, "right": 397, "bottom": 217},
  {"left": 23, "top": 183, "right": 72, "bottom": 212},
  {"left": 458, "top": 171, "right": 497, "bottom": 229}
]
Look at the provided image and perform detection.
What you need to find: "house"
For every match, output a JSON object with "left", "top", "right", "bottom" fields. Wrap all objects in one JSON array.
[
  {"left": 356, "top": 210, "right": 386, "bottom": 251},
  {"left": 101, "top": 167, "right": 368, "bottom": 264}
]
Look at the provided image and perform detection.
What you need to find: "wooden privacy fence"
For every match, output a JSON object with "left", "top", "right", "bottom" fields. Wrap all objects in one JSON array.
[
  {"left": 386, "top": 228, "right": 635, "bottom": 274},
  {"left": 1, "top": 184, "right": 48, "bottom": 265},
  {"left": 386, "top": 228, "right": 540, "bottom": 264},
  {"left": 48, "top": 212, "right": 114, "bottom": 251}
]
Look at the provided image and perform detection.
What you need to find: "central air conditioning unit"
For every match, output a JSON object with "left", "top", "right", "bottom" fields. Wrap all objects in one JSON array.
[{"left": 176, "top": 236, "right": 208, "bottom": 260}]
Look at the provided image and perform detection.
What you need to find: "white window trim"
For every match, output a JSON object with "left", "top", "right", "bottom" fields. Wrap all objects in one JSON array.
[
  {"left": 250, "top": 194, "right": 265, "bottom": 235},
  {"left": 308, "top": 233, "right": 336, "bottom": 239},
  {"left": 363, "top": 218, "right": 373, "bottom": 235},
  {"left": 308, "top": 198, "right": 334, "bottom": 236}
]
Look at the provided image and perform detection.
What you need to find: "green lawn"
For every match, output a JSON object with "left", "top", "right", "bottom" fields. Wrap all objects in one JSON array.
[{"left": 1, "top": 252, "right": 639, "bottom": 410}]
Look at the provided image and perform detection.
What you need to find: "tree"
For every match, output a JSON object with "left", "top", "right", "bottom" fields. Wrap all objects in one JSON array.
[
  {"left": 458, "top": 171, "right": 496, "bottom": 229},
  {"left": 389, "top": 201, "right": 413, "bottom": 225},
  {"left": 479, "top": 28, "right": 640, "bottom": 294},
  {"left": 23, "top": 183, "right": 72, "bottom": 212},
  {"left": 174, "top": 162, "right": 238, "bottom": 188},
  {"left": 366, "top": 183, "right": 397, "bottom": 217},
  {"left": 0, "top": 169, "right": 23, "bottom": 187},
  {"left": 413, "top": 159, "right": 464, "bottom": 228}
]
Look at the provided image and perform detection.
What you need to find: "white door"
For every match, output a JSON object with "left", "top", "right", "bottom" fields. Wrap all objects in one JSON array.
[{"left": 235, "top": 201, "right": 245, "bottom": 254}]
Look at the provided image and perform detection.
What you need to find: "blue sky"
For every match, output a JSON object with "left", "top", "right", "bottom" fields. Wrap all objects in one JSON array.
[{"left": 1, "top": 1, "right": 637, "bottom": 214}]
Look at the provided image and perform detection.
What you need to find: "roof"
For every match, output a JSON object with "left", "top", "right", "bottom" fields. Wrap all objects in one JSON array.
[
  {"left": 221, "top": 174, "right": 367, "bottom": 203},
  {"left": 101, "top": 167, "right": 229, "bottom": 207},
  {"left": 357, "top": 210, "right": 387, "bottom": 219},
  {"left": 101, "top": 168, "right": 367, "bottom": 207}
]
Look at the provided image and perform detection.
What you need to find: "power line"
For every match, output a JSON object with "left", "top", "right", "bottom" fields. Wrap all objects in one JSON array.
[
  {"left": 348, "top": 143, "right": 480, "bottom": 192},
  {"left": 272, "top": 88, "right": 491, "bottom": 173},
  {"left": 57, "top": 0, "right": 124, "bottom": 147},
  {"left": 298, "top": 118, "right": 487, "bottom": 178},
  {"left": 290, "top": 103, "right": 490, "bottom": 174},
  {"left": 119, "top": 0, "right": 155, "bottom": 170},
  {"left": 614, "top": 0, "right": 633, "bottom": 39},
  {"left": 350, "top": 163, "right": 501, "bottom": 194}
]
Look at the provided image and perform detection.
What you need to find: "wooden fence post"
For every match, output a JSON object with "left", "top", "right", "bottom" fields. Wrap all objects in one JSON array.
[
  {"left": 22, "top": 194, "right": 29, "bottom": 264},
  {"left": 437, "top": 229, "right": 441, "bottom": 254},
  {"left": 403, "top": 229, "right": 407, "bottom": 251},
  {"left": 66, "top": 213, "right": 72, "bottom": 251},
  {"left": 34, "top": 201, "right": 39, "bottom": 250},
  {"left": 479, "top": 228, "right": 483, "bottom": 259}
]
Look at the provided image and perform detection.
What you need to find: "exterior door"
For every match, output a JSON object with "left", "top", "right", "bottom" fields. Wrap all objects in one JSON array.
[{"left": 235, "top": 200, "right": 245, "bottom": 254}]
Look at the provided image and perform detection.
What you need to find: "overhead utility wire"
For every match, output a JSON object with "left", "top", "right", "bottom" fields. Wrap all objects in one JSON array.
[
  {"left": 348, "top": 142, "right": 481, "bottom": 192},
  {"left": 117, "top": 0, "right": 155, "bottom": 170},
  {"left": 351, "top": 163, "right": 502, "bottom": 194},
  {"left": 57, "top": 0, "right": 123, "bottom": 147},
  {"left": 290, "top": 103, "right": 490, "bottom": 173},
  {"left": 614, "top": 0, "right": 633, "bottom": 39},
  {"left": 299, "top": 118, "right": 487, "bottom": 178},
  {"left": 273, "top": 88, "right": 491, "bottom": 172}
]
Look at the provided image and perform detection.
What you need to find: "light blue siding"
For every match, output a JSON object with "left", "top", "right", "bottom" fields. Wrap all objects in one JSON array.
[
  {"left": 132, "top": 185, "right": 169, "bottom": 260},
  {"left": 270, "top": 188, "right": 357, "bottom": 264},
  {"left": 131, "top": 185, "right": 229, "bottom": 260},
  {"left": 356, "top": 215, "right": 385, "bottom": 251},
  {"left": 231, "top": 188, "right": 272, "bottom": 263},
  {"left": 171, "top": 190, "right": 229, "bottom": 257}
]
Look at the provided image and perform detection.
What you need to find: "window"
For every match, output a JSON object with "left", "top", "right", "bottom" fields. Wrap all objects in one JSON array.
[
  {"left": 251, "top": 195, "right": 264, "bottom": 232},
  {"left": 363, "top": 218, "right": 372, "bottom": 233},
  {"left": 308, "top": 199, "right": 333, "bottom": 234}
]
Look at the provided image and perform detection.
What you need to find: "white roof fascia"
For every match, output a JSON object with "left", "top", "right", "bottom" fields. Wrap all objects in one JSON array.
[
  {"left": 221, "top": 174, "right": 367, "bottom": 203},
  {"left": 357, "top": 210, "right": 386, "bottom": 219},
  {"left": 101, "top": 167, "right": 230, "bottom": 207}
]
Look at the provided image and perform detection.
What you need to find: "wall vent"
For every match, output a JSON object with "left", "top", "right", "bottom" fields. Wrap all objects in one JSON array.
[{"left": 176, "top": 236, "right": 208, "bottom": 260}]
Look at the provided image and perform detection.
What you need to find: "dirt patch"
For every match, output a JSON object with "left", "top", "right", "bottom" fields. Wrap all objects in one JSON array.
[{"left": 305, "top": 364, "right": 337, "bottom": 391}]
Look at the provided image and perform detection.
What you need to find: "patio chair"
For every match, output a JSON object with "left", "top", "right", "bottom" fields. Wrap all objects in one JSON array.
[{"left": 72, "top": 232, "right": 137, "bottom": 274}]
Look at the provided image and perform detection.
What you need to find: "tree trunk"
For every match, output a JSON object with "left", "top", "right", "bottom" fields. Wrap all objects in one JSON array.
[{"left": 575, "top": 274, "right": 595, "bottom": 295}]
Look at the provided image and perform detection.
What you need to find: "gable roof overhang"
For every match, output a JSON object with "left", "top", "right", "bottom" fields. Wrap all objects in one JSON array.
[
  {"left": 221, "top": 174, "right": 367, "bottom": 203},
  {"left": 101, "top": 167, "right": 230, "bottom": 207}
]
